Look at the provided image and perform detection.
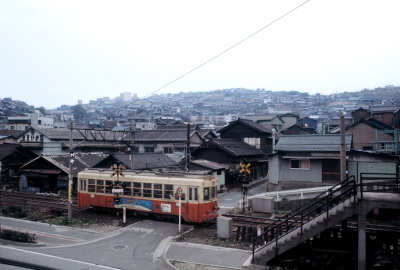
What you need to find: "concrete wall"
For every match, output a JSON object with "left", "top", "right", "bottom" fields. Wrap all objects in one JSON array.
[
  {"left": 348, "top": 161, "right": 397, "bottom": 182},
  {"left": 269, "top": 155, "right": 323, "bottom": 184}
]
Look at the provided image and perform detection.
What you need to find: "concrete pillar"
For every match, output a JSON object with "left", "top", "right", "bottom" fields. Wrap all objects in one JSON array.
[{"left": 358, "top": 212, "right": 367, "bottom": 270}]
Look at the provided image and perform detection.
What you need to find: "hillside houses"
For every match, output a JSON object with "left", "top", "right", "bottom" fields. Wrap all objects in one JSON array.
[{"left": 0, "top": 87, "right": 399, "bottom": 194}]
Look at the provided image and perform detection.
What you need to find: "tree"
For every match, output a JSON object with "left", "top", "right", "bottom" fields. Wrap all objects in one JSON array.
[
  {"left": 36, "top": 106, "right": 46, "bottom": 115},
  {"left": 72, "top": 105, "right": 87, "bottom": 123}
]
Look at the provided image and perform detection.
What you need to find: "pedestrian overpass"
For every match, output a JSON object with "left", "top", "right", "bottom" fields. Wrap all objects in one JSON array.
[{"left": 248, "top": 173, "right": 400, "bottom": 270}]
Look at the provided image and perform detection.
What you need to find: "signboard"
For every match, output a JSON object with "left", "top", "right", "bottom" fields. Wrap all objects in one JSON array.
[
  {"left": 161, "top": 203, "right": 172, "bottom": 213},
  {"left": 112, "top": 188, "right": 124, "bottom": 194},
  {"left": 114, "top": 198, "right": 154, "bottom": 211},
  {"left": 176, "top": 187, "right": 183, "bottom": 198}
]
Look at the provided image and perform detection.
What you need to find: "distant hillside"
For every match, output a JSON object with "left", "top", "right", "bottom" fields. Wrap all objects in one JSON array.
[{"left": 345, "top": 86, "right": 400, "bottom": 104}]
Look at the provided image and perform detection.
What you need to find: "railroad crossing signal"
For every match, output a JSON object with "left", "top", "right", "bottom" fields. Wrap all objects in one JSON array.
[
  {"left": 239, "top": 162, "right": 251, "bottom": 174},
  {"left": 113, "top": 197, "right": 121, "bottom": 204},
  {"left": 111, "top": 163, "right": 125, "bottom": 178}
]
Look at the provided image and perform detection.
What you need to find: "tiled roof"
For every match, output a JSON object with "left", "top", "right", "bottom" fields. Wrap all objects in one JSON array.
[
  {"left": 211, "top": 138, "right": 266, "bottom": 156},
  {"left": 330, "top": 118, "right": 394, "bottom": 134},
  {"left": 0, "top": 130, "right": 26, "bottom": 138},
  {"left": 0, "top": 144, "right": 37, "bottom": 160},
  {"left": 106, "top": 153, "right": 179, "bottom": 170},
  {"left": 133, "top": 130, "right": 197, "bottom": 141},
  {"left": 275, "top": 134, "right": 353, "bottom": 152},
  {"left": 218, "top": 119, "right": 272, "bottom": 134}
]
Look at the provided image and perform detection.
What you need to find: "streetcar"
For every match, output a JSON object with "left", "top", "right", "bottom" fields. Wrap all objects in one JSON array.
[{"left": 77, "top": 169, "right": 219, "bottom": 223}]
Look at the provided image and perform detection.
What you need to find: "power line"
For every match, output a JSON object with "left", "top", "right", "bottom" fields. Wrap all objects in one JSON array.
[{"left": 111, "top": 0, "right": 311, "bottom": 115}]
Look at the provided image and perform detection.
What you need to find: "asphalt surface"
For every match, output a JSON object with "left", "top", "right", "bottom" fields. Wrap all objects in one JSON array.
[{"left": 0, "top": 187, "right": 260, "bottom": 270}]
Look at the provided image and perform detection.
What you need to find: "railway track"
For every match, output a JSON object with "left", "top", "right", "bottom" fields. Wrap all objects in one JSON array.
[{"left": 0, "top": 190, "right": 77, "bottom": 212}]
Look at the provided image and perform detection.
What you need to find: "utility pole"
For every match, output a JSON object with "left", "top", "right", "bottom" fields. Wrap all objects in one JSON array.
[
  {"left": 68, "top": 120, "right": 73, "bottom": 221},
  {"left": 130, "top": 126, "right": 136, "bottom": 170},
  {"left": 340, "top": 113, "right": 347, "bottom": 181},
  {"left": 185, "top": 123, "right": 190, "bottom": 171}
]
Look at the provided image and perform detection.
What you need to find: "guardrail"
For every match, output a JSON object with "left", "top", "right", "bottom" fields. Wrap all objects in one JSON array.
[{"left": 249, "top": 186, "right": 334, "bottom": 201}]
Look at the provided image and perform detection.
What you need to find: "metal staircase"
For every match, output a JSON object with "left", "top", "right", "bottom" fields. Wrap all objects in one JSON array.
[{"left": 250, "top": 173, "right": 400, "bottom": 267}]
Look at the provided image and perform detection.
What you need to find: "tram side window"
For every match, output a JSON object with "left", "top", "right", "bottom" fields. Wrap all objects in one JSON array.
[
  {"left": 80, "top": 179, "right": 87, "bottom": 191},
  {"left": 105, "top": 180, "right": 113, "bottom": 194},
  {"left": 164, "top": 184, "right": 173, "bottom": 199},
  {"left": 154, "top": 184, "right": 162, "bottom": 198},
  {"left": 123, "top": 182, "right": 132, "bottom": 196},
  {"left": 133, "top": 182, "right": 142, "bottom": 197},
  {"left": 189, "top": 187, "right": 199, "bottom": 201},
  {"left": 143, "top": 183, "right": 152, "bottom": 198},
  {"left": 204, "top": 187, "right": 210, "bottom": 201},
  {"left": 96, "top": 180, "right": 105, "bottom": 193},
  {"left": 88, "top": 179, "right": 96, "bottom": 192}
]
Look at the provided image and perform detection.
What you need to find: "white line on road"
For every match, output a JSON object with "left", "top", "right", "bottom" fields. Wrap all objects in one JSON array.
[{"left": 0, "top": 245, "right": 122, "bottom": 270}]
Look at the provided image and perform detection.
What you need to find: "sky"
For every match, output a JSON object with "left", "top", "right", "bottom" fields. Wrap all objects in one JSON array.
[{"left": 1, "top": 0, "right": 399, "bottom": 109}]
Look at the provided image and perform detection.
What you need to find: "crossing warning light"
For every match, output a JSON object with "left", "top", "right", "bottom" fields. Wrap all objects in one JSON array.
[{"left": 114, "top": 197, "right": 121, "bottom": 204}]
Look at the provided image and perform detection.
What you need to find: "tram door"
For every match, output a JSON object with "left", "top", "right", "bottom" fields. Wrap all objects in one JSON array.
[{"left": 187, "top": 186, "right": 199, "bottom": 221}]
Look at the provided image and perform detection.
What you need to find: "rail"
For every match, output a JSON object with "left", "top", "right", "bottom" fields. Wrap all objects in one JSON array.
[{"left": 251, "top": 173, "right": 400, "bottom": 263}]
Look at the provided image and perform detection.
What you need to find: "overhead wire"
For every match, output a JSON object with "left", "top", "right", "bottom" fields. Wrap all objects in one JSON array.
[{"left": 111, "top": 0, "right": 311, "bottom": 115}]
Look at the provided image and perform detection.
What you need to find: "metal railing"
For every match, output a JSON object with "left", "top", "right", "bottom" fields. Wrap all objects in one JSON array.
[{"left": 359, "top": 173, "right": 400, "bottom": 200}]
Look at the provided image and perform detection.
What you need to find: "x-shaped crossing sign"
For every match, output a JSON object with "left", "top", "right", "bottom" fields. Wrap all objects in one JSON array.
[{"left": 239, "top": 162, "right": 251, "bottom": 174}]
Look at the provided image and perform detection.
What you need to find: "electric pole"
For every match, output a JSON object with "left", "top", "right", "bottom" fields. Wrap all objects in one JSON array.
[{"left": 68, "top": 120, "right": 73, "bottom": 221}]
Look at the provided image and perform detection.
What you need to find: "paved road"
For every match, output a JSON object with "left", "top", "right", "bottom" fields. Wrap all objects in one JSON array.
[
  {"left": 0, "top": 218, "right": 180, "bottom": 270},
  {"left": 0, "top": 184, "right": 266, "bottom": 270}
]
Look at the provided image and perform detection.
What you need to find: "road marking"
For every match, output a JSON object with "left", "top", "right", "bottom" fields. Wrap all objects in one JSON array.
[
  {"left": 129, "top": 227, "right": 154, "bottom": 233},
  {"left": 0, "top": 245, "right": 122, "bottom": 269},
  {"left": 1, "top": 226, "right": 83, "bottom": 243}
]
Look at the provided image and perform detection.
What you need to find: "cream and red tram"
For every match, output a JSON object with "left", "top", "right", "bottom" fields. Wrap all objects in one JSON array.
[{"left": 78, "top": 169, "right": 219, "bottom": 223}]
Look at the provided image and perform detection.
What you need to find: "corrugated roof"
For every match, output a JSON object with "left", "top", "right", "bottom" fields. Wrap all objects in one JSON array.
[
  {"left": 190, "top": 159, "right": 229, "bottom": 170},
  {"left": 275, "top": 134, "right": 353, "bottom": 152},
  {"left": 21, "top": 152, "right": 109, "bottom": 177}
]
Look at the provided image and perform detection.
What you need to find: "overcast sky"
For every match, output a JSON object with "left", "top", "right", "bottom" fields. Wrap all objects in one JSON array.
[{"left": 1, "top": 0, "right": 399, "bottom": 109}]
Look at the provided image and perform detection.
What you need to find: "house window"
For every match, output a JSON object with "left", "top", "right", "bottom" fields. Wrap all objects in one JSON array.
[
  {"left": 174, "top": 147, "right": 185, "bottom": 153},
  {"left": 244, "top": 137, "right": 261, "bottom": 149},
  {"left": 164, "top": 147, "right": 173, "bottom": 154},
  {"left": 144, "top": 147, "right": 154, "bottom": 153},
  {"left": 290, "top": 159, "right": 310, "bottom": 170},
  {"left": 380, "top": 142, "right": 394, "bottom": 151}
]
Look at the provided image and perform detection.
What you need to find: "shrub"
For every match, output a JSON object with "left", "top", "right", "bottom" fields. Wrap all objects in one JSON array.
[
  {"left": 1, "top": 206, "right": 28, "bottom": 218},
  {"left": 0, "top": 229, "right": 36, "bottom": 243}
]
